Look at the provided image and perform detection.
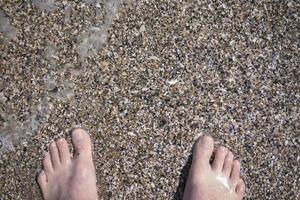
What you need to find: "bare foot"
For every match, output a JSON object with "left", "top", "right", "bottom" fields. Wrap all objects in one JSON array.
[
  {"left": 183, "top": 135, "right": 246, "bottom": 200},
  {"left": 37, "top": 128, "right": 98, "bottom": 200}
]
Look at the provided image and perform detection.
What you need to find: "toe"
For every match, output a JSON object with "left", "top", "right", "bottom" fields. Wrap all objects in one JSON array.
[
  {"left": 235, "top": 179, "right": 246, "bottom": 200},
  {"left": 37, "top": 170, "right": 48, "bottom": 199},
  {"left": 230, "top": 160, "right": 241, "bottom": 185},
  {"left": 56, "top": 138, "right": 71, "bottom": 164},
  {"left": 191, "top": 135, "right": 214, "bottom": 170},
  {"left": 222, "top": 151, "right": 234, "bottom": 177},
  {"left": 50, "top": 141, "right": 60, "bottom": 168},
  {"left": 43, "top": 152, "right": 53, "bottom": 174},
  {"left": 37, "top": 170, "right": 47, "bottom": 187},
  {"left": 212, "top": 146, "right": 227, "bottom": 172},
  {"left": 71, "top": 128, "right": 92, "bottom": 159}
]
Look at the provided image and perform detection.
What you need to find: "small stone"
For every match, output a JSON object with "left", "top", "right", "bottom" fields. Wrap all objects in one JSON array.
[{"left": 167, "top": 79, "right": 178, "bottom": 85}]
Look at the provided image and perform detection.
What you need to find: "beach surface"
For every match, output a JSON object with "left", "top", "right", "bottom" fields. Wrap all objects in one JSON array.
[{"left": 0, "top": 0, "right": 299, "bottom": 199}]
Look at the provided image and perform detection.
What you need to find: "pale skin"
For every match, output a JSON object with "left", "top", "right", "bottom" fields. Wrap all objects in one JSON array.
[
  {"left": 37, "top": 129, "right": 245, "bottom": 200},
  {"left": 183, "top": 136, "right": 245, "bottom": 200}
]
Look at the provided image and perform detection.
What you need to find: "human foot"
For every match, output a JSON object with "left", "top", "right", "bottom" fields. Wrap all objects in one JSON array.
[
  {"left": 183, "top": 135, "right": 245, "bottom": 200},
  {"left": 37, "top": 128, "right": 98, "bottom": 200}
]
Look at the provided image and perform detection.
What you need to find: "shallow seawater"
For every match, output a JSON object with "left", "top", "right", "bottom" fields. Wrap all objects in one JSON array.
[{"left": 0, "top": 0, "right": 123, "bottom": 155}]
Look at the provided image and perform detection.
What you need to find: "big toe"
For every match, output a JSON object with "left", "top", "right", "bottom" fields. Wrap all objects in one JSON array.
[
  {"left": 191, "top": 135, "right": 214, "bottom": 171},
  {"left": 71, "top": 128, "right": 93, "bottom": 159}
]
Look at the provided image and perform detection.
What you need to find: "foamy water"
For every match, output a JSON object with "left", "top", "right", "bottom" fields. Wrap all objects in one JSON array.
[
  {"left": 0, "top": 10, "right": 16, "bottom": 44},
  {"left": 0, "top": 0, "right": 123, "bottom": 155}
]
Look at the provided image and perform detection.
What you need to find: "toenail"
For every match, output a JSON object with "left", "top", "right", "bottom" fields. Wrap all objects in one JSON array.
[
  {"left": 227, "top": 152, "right": 233, "bottom": 158},
  {"left": 219, "top": 146, "right": 227, "bottom": 152},
  {"left": 238, "top": 186, "right": 244, "bottom": 192},
  {"left": 234, "top": 161, "right": 241, "bottom": 167},
  {"left": 57, "top": 138, "right": 64, "bottom": 143},
  {"left": 73, "top": 129, "right": 84, "bottom": 139},
  {"left": 51, "top": 142, "right": 56, "bottom": 147},
  {"left": 201, "top": 136, "right": 212, "bottom": 145}
]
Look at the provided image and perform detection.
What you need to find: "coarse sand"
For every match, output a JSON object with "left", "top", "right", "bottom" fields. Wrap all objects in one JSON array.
[{"left": 0, "top": 1, "right": 299, "bottom": 199}]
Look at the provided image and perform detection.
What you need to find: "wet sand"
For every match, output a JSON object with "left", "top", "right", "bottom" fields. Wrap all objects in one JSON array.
[{"left": 0, "top": 1, "right": 299, "bottom": 199}]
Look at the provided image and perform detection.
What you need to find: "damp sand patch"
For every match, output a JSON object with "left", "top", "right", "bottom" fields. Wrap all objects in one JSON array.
[{"left": 0, "top": 0, "right": 123, "bottom": 155}]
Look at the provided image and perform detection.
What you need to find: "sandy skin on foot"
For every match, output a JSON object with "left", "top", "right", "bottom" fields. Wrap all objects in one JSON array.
[
  {"left": 37, "top": 130, "right": 244, "bottom": 200},
  {"left": 37, "top": 128, "right": 98, "bottom": 200},
  {"left": 183, "top": 135, "right": 246, "bottom": 200}
]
